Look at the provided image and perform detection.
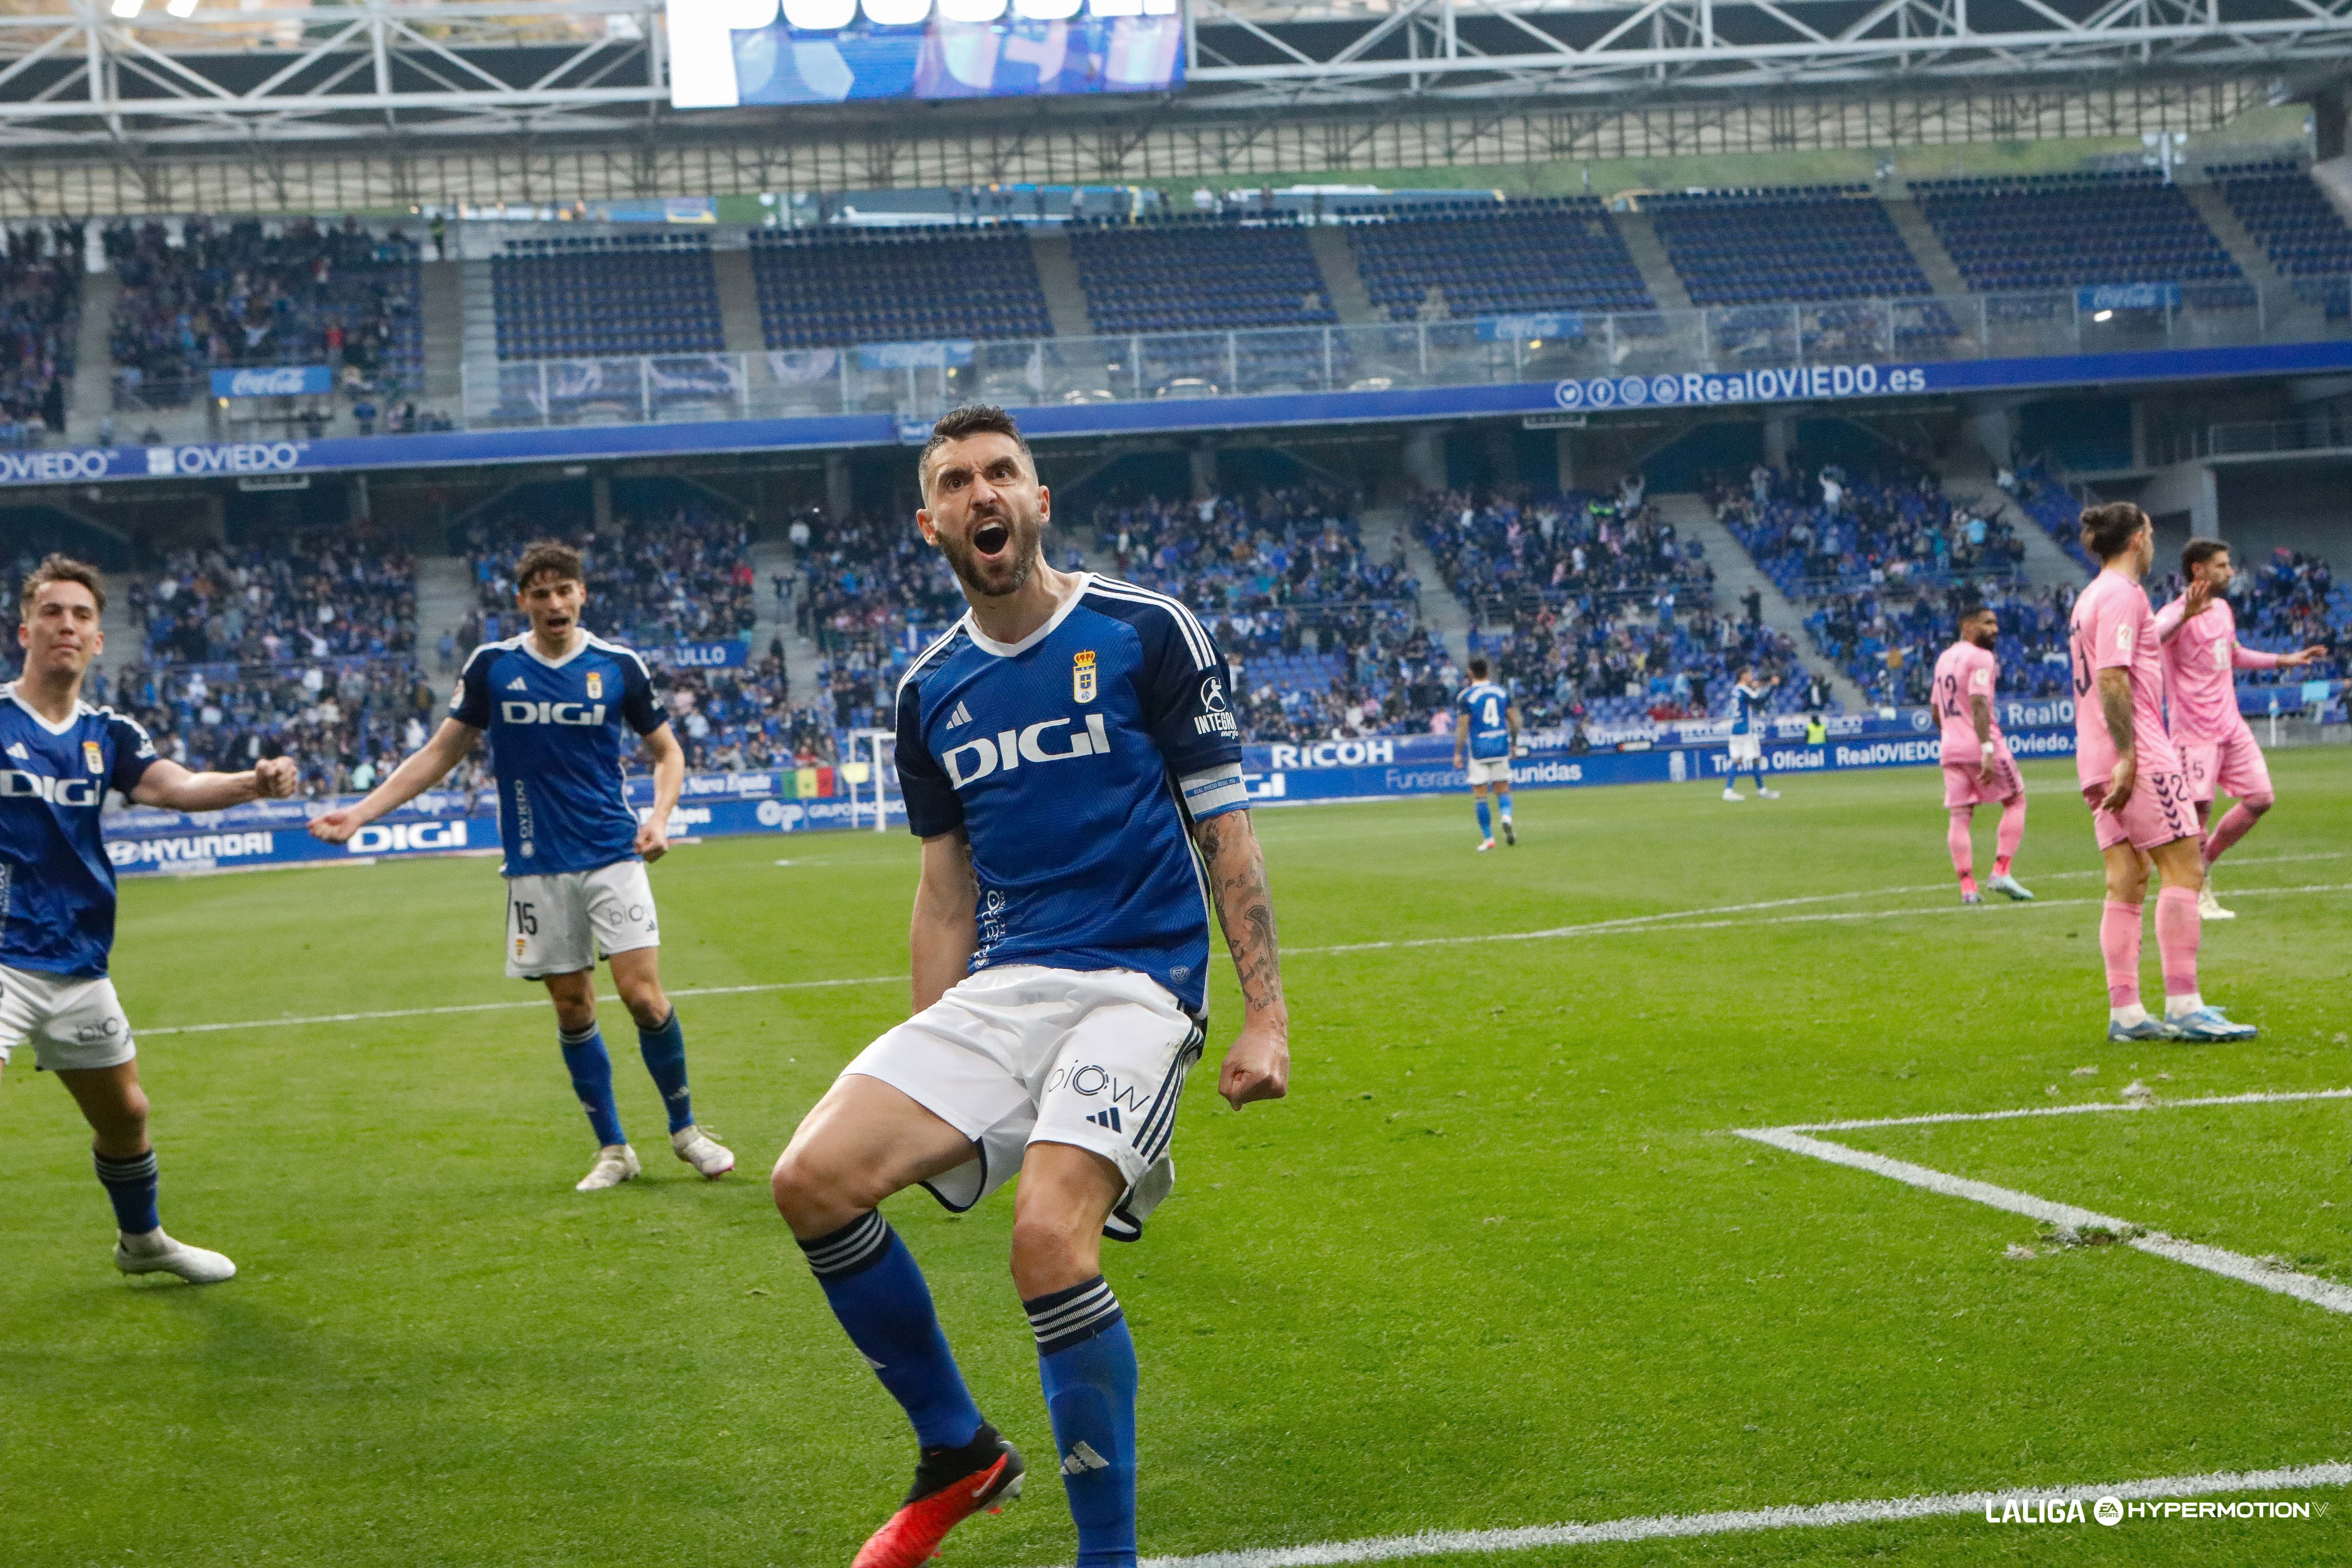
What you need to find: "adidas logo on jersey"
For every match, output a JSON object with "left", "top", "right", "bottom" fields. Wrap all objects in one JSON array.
[
  {"left": 506, "top": 677, "right": 528, "bottom": 691},
  {"left": 1084, "top": 1106, "right": 1123, "bottom": 1133},
  {"left": 1061, "top": 1441, "right": 1110, "bottom": 1476},
  {"left": 3, "top": 743, "right": 24, "bottom": 760},
  {"left": 946, "top": 700, "right": 973, "bottom": 728}
]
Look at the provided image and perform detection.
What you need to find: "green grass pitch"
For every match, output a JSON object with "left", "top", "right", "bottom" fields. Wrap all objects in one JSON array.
[{"left": 5, "top": 753, "right": 2351, "bottom": 1567}]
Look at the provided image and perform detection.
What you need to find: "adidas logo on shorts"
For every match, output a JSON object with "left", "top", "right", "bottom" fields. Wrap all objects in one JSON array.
[{"left": 1084, "top": 1106, "right": 1122, "bottom": 1133}]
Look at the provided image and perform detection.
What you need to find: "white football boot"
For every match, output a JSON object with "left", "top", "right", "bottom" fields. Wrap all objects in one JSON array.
[
  {"left": 114, "top": 1228, "right": 236, "bottom": 1284},
  {"left": 1756, "top": 787, "right": 1782, "bottom": 799},
  {"left": 1722, "top": 788, "right": 1743, "bottom": 802},
  {"left": 576, "top": 1144, "right": 640, "bottom": 1191},
  {"left": 2198, "top": 875, "right": 2234, "bottom": 920},
  {"left": 672, "top": 1125, "right": 735, "bottom": 1179}
]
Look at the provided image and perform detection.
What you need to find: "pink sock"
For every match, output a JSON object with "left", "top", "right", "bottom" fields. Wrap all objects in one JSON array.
[
  {"left": 2156, "top": 885, "right": 2201, "bottom": 1002},
  {"left": 1994, "top": 796, "right": 2025, "bottom": 876},
  {"left": 2203, "top": 797, "right": 2269, "bottom": 865},
  {"left": 2100, "top": 899, "right": 2144, "bottom": 1008},
  {"left": 1948, "top": 810, "right": 1975, "bottom": 892}
]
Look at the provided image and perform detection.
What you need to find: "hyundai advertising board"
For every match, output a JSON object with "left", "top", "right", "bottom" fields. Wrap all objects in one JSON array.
[{"left": 665, "top": 0, "right": 1182, "bottom": 107}]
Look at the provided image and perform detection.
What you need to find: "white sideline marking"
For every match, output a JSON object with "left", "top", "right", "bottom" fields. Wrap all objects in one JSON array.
[
  {"left": 139, "top": 975, "right": 901, "bottom": 1037},
  {"left": 1288, "top": 881, "right": 2352, "bottom": 957},
  {"left": 1736, "top": 1121, "right": 2352, "bottom": 1318},
  {"left": 132, "top": 854, "right": 2349, "bottom": 1037},
  {"left": 1787, "top": 1086, "right": 2352, "bottom": 1132},
  {"left": 1137, "top": 1462, "right": 2352, "bottom": 1568}
]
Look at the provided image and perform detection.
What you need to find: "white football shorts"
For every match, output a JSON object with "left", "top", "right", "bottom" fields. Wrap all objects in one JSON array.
[
  {"left": 504, "top": 860, "right": 660, "bottom": 979},
  {"left": 1464, "top": 755, "right": 1514, "bottom": 786},
  {"left": 1727, "top": 734, "right": 1763, "bottom": 763},
  {"left": 844, "top": 963, "right": 1206, "bottom": 1241},
  {"left": 0, "top": 962, "right": 136, "bottom": 1071}
]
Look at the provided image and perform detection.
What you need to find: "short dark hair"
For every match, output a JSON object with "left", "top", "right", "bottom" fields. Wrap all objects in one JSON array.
[
  {"left": 1466, "top": 655, "right": 1489, "bottom": 679},
  {"left": 1958, "top": 600, "right": 1994, "bottom": 622},
  {"left": 2079, "top": 502, "right": 2149, "bottom": 562},
  {"left": 919, "top": 403, "right": 1033, "bottom": 502},
  {"left": 514, "top": 539, "right": 585, "bottom": 592},
  {"left": 19, "top": 553, "right": 104, "bottom": 615},
  {"left": 2182, "top": 536, "right": 2231, "bottom": 575}
]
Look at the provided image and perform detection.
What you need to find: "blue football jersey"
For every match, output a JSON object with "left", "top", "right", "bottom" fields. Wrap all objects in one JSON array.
[
  {"left": 894, "top": 577, "right": 1247, "bottom": 1016},
  {"left": 451, "top": 633, "right": 666, "bottom": 877},
  {"left": 0, "top": 685, "right": 160, "bottom": 977},
  {"left": 1731, "top": 682, "right": 1772, "bottom": 736},
  {"left": 1457, "top": 680, "right": 1513, "bottom": 761}
]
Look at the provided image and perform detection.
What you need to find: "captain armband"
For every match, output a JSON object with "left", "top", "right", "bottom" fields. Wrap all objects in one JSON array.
[{"left": 1178, "top": 761, "right": 1248, "bottom": 819}]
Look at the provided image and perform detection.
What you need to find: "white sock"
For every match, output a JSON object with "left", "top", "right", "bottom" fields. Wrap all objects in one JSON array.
[
  {"left": 2165, "top": 992, "right": 2206, "bottom": 1019},
  {"left": 2110, "top": 1004, "right": 2150, "bottom": 1028}
]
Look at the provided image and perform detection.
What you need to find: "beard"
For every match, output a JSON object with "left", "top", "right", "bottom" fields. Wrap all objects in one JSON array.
[{"left": 936, "top": 503, "right": 1044, "bottom": 600}]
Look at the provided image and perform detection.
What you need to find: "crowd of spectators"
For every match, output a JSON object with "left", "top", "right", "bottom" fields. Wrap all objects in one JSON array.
[
  {"left": 1087, "top": 484, "right": 1412, "bottom": 614},
  {"left": 1805, "top": 580, "right": 2076, "bottom": 706},
  {"left": 133, "top": 532, "right": 417, "bottom": 665},
  {"left": 92, "top": 656, "right": 443, "bottom": 799},
  {"left": 0, "top": 226, "right": 81, "bottom": 445},
  {"left": 460, "top": 502, "right": 757, "bottom": 651},
  {"left": 1712, "top": 461, "right": 2026, "bottom": 601},
  {"left": 106, "top": 216, "right": 421, "bottom": 404},
  {"left": 1413, "top": 483, "right": 1714, "bottom": 621}
]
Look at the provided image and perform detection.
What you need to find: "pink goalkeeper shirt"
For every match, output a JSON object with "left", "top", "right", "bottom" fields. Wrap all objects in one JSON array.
[
  {"left": 2070, "top": 568, "right": 2182, "bottom": 788},
  {"left": 1932, "top": 639, "right": 2002, "bottom": 766},
  {"left": 2153, "top": 594, "right": 2279, "bottom": 747}
]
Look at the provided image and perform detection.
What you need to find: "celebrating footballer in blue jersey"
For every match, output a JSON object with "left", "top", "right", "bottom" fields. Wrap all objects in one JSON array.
[
  {"left": 771, "top": 405, "right": 1292, "bottom": 1568},
  {"left": 310, "top": 540, "right": 734, "bottom": 1191},
  {"left": 0, "top": 555, "right": 300, "bottom": 1284},
  {"left": 1722, "top": 665, "right": 1781, "bottom": 802},
  {"left": 1452, "top": 656, "right": 1520, "bottom": 851}
]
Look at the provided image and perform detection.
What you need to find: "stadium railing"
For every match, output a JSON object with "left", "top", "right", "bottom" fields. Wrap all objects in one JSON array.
[
  {"left": 457, "top": 273, "right": 2352, "bottom": 431},
  {"left": 2149, "top": 411, "right": 2352, "bottom": 463}
]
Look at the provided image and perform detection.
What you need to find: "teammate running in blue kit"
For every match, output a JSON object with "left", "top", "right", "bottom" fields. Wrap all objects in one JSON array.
[
  {"left": 312, "top": 540, "right": 733, "bottom": 1191},
  {"left": 0, "top": 555, "right": 300, "bottom": 1282}
]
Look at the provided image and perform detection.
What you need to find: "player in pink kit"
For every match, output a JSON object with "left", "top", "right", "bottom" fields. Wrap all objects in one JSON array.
[
  {"left": 1932, "top": 602, "right": 2033, "bottom": 905},
  {"left": 2154, "top": 538, "right": 2329, "bottom": 920},
  {"left": 2067, "top": 503, "right": 2256, "bottom": 1045}
]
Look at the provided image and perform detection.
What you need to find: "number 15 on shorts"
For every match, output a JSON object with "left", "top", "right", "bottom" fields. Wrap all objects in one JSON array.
[{"left": 512, "top": 897, "right": 538, "bottom": 959}]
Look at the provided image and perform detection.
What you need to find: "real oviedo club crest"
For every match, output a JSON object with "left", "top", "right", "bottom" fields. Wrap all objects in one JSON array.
[
  {"left": 586, "top": 671, "right": 603, "bottom": 699},
  {"left": 1073, "top": 649, "right": 1097, "bottom": 704},
  {"left": 83, "top": 740, "right": 104, "bottom": 774}
]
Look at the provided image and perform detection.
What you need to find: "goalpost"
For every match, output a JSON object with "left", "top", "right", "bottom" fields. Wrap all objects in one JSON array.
[{"left": 844, "top": 728, "right": 897, "bottom": 833}]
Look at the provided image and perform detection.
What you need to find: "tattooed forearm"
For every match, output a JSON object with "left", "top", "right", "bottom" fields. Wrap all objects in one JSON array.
[{"left": 1197, "top": 810, "right": 1286, "bottom": 1021}]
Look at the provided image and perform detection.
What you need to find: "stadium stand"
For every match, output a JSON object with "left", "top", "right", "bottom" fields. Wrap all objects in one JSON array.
[
  {"left": 2208, "top": 161, "right": 2352, "bottom": 279},
  {"left": 131, "top": 533, "right": 418, "bottom": 665},
  {"left": 458, "top": 499, "right": 757, "bottom": 650},
  {"left": 97, "top": 656, "right": 438, "bottom": 796},
  {"left": 0, "top": 227, "right": 80, "bottom": 442},
  {"left": 489, "top": 234, "right": 723, "bottom": 360},
  {"left": 1069, "top": 216, "right": 1338, "bottom": 335},
  {"left": 1413, "top": 488, "right": 1816, "bottom": 728},
  {"left": 1909, "top": 170, "right": 2242, "bottom": 296},
  {"left": 1647, "top": 187, "right": 1932, "bottom": 306},
  {"left": 1803, "top": 582, "right": 2076, "bottom": 706},
  {"left": 105, "top": 217, "right": 422, "bottom": 406},
  {"left": 2010, "top": 461, "right": 2102, "bottom": 574},
  {"left": 751, "top": 226, "right": 1052, "bottom": 349},
  {"left": 1344, "top": 198, "right": 1654, "bottom": 322}
]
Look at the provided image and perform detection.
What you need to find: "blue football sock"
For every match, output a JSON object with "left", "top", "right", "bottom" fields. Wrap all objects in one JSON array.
[
  {"left": 1497, "top": 793, "right": 1514, "bottom": 822},
  {"left": 1027, "top": 1276, "right": 1138, "bottom": 1568},
  {"left": 798, "top": 1212, "right": 984, "bottom": 1450},
  {"left": 558, "top": 1024, "right": 627, "bottom": 1147},
  {"left": 635, "top": 1009, "right": 694, "bottom": 1134},
  {"left": 94, "top": 1148, "right": 160, "bottom": 1234},
  {"left": 1475, "top": 798, "right": 1492, "bottom": 837}
]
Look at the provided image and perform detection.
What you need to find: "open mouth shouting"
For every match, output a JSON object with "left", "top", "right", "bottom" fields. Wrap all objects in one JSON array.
[{"left": 971, "top": 514, "right": 1012, "bottom": 564}]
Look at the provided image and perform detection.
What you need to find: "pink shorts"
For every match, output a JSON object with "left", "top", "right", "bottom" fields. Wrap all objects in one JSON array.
[
  {"left": 2179, "top": 732, "right": 2273, "bottom": 805},
  {"left": 2084, "top": 771, "right": 2201, "bottom": 853},
  {"left": 1942, "top": 751, "right": 2024, "bottom": 809}
]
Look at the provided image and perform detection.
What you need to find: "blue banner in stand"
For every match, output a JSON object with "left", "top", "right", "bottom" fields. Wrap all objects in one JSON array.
[
  {"left": 1475, "top": 313, "right": 1584, "bottom": 342},
  {"left": 649, "top": 639, "right": 750, "bottom": 670},
  {"left": 2078, "top": 282, "right": 2182, "bottom": 312},
  {"left": 857, "top": 339, "right": 975, "bottom": 371},
  {"left": 209, "top": 365, "right": 334, "bottom": 398}
]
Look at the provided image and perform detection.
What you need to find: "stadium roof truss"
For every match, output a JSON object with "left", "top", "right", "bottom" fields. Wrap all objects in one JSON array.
[
  {"left": 1182, "top": 0, "right": 2352, "bottom": 108},
  {"left": 0, "top": 0, "right": 2345, "bottom": 151}
]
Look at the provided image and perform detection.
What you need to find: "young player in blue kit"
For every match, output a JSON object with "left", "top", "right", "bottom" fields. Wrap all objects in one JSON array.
[
  {"left": 770, "top": 406, "right": 1292, "bottom": 1568},
  {"left": 1452, "top": 656, "right": 1518, "bottom": 850},
  {"left": 0, "top": 556, "right": 300, "bottom": 1282},
  {"left": 311, "top": 541, "right": 733, "bottom": 1191}
]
